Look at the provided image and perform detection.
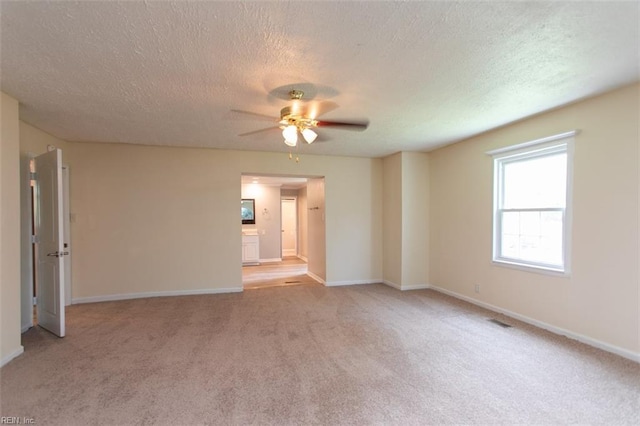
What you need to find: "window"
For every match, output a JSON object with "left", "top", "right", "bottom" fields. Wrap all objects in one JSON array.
[{"left": 488, "top": 132, "right": 575, "bottom": 274}]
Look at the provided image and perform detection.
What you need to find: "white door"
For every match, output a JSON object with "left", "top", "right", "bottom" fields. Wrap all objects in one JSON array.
[
  {"left": 281, "top": 198, "right": 297, "bottom": 257},
  {"left": 62, "top": 165, "right": 72, "bottom": 306},
  {"left": 34, "top": 149, "right": 65, "bottom": 337}
]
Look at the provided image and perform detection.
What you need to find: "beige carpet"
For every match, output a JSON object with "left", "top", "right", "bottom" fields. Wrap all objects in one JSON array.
[{"left": 1, "top": 284, "right": 639, "bottom": 425}]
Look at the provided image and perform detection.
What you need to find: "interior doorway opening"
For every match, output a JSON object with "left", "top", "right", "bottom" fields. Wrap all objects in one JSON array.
[{"left": 240, "top": 174, "right": 326, "bottom": 289}]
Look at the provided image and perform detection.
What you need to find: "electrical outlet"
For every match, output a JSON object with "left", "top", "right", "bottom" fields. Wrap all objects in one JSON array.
[{"left": 474, "top": 284, "right": 480, "bottom": 293}]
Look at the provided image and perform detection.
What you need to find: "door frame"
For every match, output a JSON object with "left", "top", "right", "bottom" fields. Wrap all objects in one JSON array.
[{"left": 281, "top": 196, "right": 297, "bottom": 257}]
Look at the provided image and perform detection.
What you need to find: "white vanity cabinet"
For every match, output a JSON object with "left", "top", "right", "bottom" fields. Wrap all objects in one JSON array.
[{"left": 242, "top": 233, "right": 260, "bottom": 265}]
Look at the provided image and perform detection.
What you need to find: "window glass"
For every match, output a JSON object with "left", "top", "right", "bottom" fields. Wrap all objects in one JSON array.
[
  {"left": 490, "top": 134, "right": 573, "bottom": 274},
  {"left": 500, "top": 210, "right": 563, "bottom": 266},
  {"left": 502, "top": 153, "right": 566, "bottom": 209}
]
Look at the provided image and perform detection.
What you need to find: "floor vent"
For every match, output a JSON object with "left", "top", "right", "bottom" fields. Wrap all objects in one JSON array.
[
  {"left": 285, "top": 280, "right": 301, "bottom": 284},
  {"left": 488, "top": 318, "right": 512, "bottom": 328}
]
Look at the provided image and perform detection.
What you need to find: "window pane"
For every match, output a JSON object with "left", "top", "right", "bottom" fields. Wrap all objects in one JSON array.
[
  {"left": 503, "top": 153, "right": 566, "bottom": 209},
  {"left": 500, "top": 210, "right": 563, "bottom": 266}
]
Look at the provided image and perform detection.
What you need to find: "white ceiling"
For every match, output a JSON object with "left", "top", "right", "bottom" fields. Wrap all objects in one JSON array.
[{"left": 1, "top": 1, "right": 638, "bottom": 158}]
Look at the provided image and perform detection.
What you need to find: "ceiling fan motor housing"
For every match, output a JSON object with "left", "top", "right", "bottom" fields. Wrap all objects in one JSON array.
[{"left": 279, "top": 106, "right": 317, "bottom": 130}]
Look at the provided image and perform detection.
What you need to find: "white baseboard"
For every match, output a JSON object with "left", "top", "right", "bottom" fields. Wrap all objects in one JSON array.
[
  {"left": 383, "top": 280, "right": 429, "bottom": 291},
  {"left": 401, "top": 283, "right": 430, "bottom": 290},
  {"left": 307, "top": 271, "right": 325, "bottom": 284},
  {"left": 1, "top": 346, "right": 24, "bottom": 368},
  {"left": 259, "top": 258, "right": 282, "bottom": 263},
  {"left": 297, "top": 255, "right": 308, "bottom": 262},
  {"left": 383, "top": 279, "right": 401, "bottom": 289},
  {"left": 325, "top": 279, "right": 380, "bottom": 287},
  {"left": 282, "top": 249, "right": 296, "bottom": 256},
  {"left": 428, "top": 284, "right": 640, "bottom": 363},
  {"left": 72, "top": 287, "right": 243, "bottom": 305},
  {"left": 378, "top": 280, "right": 431, "bottom": 291},
  {"left": 21, "top": 323, "right": 32, "bottom": 333}
]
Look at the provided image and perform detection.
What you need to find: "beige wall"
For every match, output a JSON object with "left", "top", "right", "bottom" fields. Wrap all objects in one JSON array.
[
  {"left": 242, "top": 183, "right": 282, "bottom": 260},
  {"left": 429, "top": 83, "right": 639, "bottom": 356},
  {"left": 297, "top": 187, "right": 308, "bottom": 260},
  {"left": 383, "top": 153, "right": 403, "bottom": 286},
  {"left": 306, "top": 178, "right": 326, "bottom": 281},
  {"left": 1, "top": 92, "right": 22, "bottom": 366},
  {"left": 401, "top": 152, "right": 429, "bottom": 287},
  {"left": 63, "top": 143, "right": 382, "bottom": 300},
  {"left": 382, "top": 152, "right": 430, "bottom": 289}
]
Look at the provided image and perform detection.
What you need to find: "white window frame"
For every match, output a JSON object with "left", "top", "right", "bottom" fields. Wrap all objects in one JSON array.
[{"left": 487, "top": 131, "right": 576, "bottom": 275}]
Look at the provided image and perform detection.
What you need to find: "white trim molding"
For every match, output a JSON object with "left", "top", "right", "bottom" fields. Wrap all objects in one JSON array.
[
  {"left": 428, "top": 284, "right": 639, "bottom": 363},
  {"left": 307, "top": 271, "right": 325, "bottom": 285},
  {"left": 383, "top": 280, "right": 429, "bottom": 291},
  {"left": 400, "top": 283, "right": 430, "bottom": 291},
  {"left": 72, "top": 287, "right": 243, "bottom": 304},
  {"left": 325, "top": 279, "right": 381, "bottom": 287},
  {"left": 259, "top": 258, "right": 282, "bottom": 263},
  {"left": 1, "top": 346, "right": 24, "bottom": 368},
  {"left": 485, "top": 130, "right": 578, "bottom": 157},
  {"left": 383, "top": 280, "right": 401, "bottom": 290}
]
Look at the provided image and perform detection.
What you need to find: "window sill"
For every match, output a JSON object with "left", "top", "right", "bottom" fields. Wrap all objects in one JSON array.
[{"left": 492, "top": 259, "right": 570, "bottom": 278}]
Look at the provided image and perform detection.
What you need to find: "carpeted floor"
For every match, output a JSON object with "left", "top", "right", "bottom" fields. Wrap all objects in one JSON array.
[{"left": 1, "top": 284, "right": 638, "bottom": 425}]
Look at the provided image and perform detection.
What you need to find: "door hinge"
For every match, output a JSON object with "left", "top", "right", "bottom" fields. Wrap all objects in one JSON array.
[
  {"left": 29, "top": 172, "right": 37, "bottom": 180},
  {"left": 31, "top": 235, "right": 39, "bottom": 244},
  {"left": 33, "top": 297, "right": 37, "bottom": 305}
]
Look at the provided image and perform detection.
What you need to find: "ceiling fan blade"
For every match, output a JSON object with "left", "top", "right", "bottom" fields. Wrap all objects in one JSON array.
[
  {"left": 230, "top": 109, "right": 278, "bottom": 121},
  {"left": 238, "top": 126, "right": 280, "bottom": 137},
  {"left": 316, "top": 120, "right": 369, "bottom": 131},
  {"left": 310, "top": 133, "right": 331, "bottom": 143},
  {"left": 302, "top": 101, "right": 340, "bottom": 119}
]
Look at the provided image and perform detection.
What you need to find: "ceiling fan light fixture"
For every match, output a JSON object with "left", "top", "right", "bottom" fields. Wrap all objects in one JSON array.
[
  {"left": 235, "top": 88, "right": 368, "bottom": 154},
  {"left": 282, "top": 125, "right": 298, "bottom": 145},
  {"left": 301, "top": 128, "right": 317, "bottom": 144}
]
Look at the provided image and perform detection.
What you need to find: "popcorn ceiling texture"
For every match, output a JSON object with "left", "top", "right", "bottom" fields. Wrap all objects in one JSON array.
[{"left": 1, "top": 1, "right": 638, "bottom": 157}]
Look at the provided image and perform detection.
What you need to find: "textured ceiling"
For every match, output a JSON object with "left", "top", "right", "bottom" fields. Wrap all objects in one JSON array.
[{"left": 1, "top": 1, "right": 638, "bottom": 158}]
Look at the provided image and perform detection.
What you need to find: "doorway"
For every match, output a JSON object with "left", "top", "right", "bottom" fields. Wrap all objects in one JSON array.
[
  {"left": 240, "top": 174, "right": 325, "bottom": 289},
  {"left": 281, "top": 197, "right": 297, "bottom": 257}
]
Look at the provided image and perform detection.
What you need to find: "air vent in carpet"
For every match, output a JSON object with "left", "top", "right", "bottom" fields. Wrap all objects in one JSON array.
[
  {"left": 285, "top": 280, "right": 301, "bottom": 284},
  {"left": 488, "top": 318, "right": 512, "bottom": 328}
]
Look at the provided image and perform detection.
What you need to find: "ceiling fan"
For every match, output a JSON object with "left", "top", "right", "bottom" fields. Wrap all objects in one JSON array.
[{"left": 232, "top": 89, "right": 369, "bottom": 148}]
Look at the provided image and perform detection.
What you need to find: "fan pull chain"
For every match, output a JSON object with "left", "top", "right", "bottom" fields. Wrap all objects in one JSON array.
[{"left": 287, "top": 146, "right": 300, "bottom": 163}]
